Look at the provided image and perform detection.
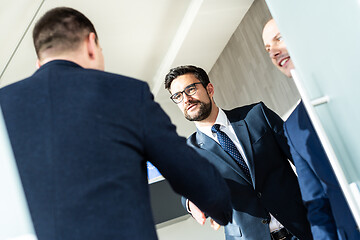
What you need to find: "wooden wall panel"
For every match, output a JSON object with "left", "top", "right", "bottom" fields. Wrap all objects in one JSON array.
[{"left": 209, "top": 0, "right": 300, "bottom": 117}]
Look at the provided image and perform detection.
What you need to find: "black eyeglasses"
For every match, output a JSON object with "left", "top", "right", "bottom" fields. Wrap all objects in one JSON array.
[{"left": 170, "top": 82, "right": 202, "bottom": 104}]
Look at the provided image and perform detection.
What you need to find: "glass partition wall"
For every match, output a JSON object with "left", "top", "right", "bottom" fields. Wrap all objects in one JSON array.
[
  {"left": 0, "top": 108, "right": 36, "bottom": 240},
  {"left": 265, "top": 0, "right": 360, "bottom": 227}
]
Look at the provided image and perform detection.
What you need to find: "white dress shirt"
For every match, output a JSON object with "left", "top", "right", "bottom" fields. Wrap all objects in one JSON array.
[
  {"left": 196, "top": 108, "right": 250, "bottom": 168},
  {"left": 195, "top": 108, "right": 284, "bottom": 232}
]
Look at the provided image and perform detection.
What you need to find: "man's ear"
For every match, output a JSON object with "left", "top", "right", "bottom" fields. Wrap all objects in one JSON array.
[
  {"left": 86, "top": 32, "right": 97, "bottom": 59},
  {"left": 206, "top": 83, "right": 215, "bottom": 97}
]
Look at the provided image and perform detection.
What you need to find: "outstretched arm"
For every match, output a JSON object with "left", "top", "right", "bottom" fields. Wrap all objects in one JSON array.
[
  {"left": 181, "top": 197, "right": 222, "bottom": 230},
  {"left": 140, "top": 83, "right": 232, "bottom": 225}
]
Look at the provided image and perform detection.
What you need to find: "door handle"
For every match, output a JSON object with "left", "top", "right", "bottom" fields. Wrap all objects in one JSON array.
[{"left": 311, "top": 96, "right": 330, "bottom": 106}]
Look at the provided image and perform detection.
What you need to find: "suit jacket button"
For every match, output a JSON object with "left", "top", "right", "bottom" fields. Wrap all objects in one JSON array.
[
  {"left": 262, "top": 219, "right": 268, "bottom": 224},
  {"left": 257, "top": 192, "right": 262, "bottom": 198}
]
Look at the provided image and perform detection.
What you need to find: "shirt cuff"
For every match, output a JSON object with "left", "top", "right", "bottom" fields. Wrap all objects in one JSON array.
[{"left": 186, "top": 199, "right": 191, "bottom": 213}]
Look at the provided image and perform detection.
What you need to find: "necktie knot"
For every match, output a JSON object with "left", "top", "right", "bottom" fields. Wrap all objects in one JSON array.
[{"left": 211, "top": 124, "right": 221, "bottom": 133}]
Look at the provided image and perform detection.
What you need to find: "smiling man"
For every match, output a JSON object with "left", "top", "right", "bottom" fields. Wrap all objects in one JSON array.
[
  {"left": 262, "top": 18, "right": 360, "bottom": 240},
  {"left": 164, "top": 65, "right": 312, "bottom": 240},
  {"left": 262, "top": 19, "right": 294, "bottom": 78}
]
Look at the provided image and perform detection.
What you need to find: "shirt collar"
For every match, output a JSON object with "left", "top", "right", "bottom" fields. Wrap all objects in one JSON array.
[{"left": 196, "top": 108, "right": 229, "bottom": 137}]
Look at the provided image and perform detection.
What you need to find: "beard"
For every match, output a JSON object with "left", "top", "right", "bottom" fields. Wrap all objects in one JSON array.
[{"left": 184, "top": 99, "right": 212, "bottom": 121}]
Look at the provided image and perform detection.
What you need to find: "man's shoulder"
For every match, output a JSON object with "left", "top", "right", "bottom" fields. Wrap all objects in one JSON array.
[
  {"left": 0, "top": 75, "right": 33, "bottom": 98},
  {"left": 227, "top": 102, "right": 263, "bottom": 112},
  {"left": 86, "top": 68, "right": 146, "bottom": 87},
  {"left": 44, "top": 60, "right": 146, "bottom": 87},
  {"left": 0, "top": 62, "right": 149, "bottom": 103},
  {"left": 186, "top": 102, "right": 265, "bottom": 144},
  {"left": 286, "top": 101, "right": 310, "bottom": 126},
  {"left": 225, "top": 102, "right": 265, "bottom": 121},
  {"left": 285, "top": 101, "right": 315, "bottom": 136},
  {"left": 186, "top": 132, "right": 198, "bottom": 147}
]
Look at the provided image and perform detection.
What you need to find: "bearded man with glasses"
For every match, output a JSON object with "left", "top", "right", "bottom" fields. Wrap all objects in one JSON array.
[
  {"left": 170, "top": 82, "right": 210, "bottom": 121},
  {"left": 164, "top": 65, "right": 312, "bottom": 240}
]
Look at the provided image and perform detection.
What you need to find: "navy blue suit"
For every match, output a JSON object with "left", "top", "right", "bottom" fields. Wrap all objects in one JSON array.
[
  {"left": 0, "top": 60, "right": 232, "bottom": 240},
  {"left": 284, "top": 101, "right": 360, "bottom": 240},
  {"left": 185, "top": 102, "right": 312, "bottom": 240}
]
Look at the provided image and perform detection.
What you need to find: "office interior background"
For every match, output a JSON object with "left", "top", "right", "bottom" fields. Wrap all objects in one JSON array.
[{"left": 1, "top": 0, "right": 359, "bottom": 239}]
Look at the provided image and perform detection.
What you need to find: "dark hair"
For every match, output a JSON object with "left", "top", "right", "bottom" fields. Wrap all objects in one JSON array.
[
  {"left": 164, "top": 65, "right": 210, "bottom": 91},
  {"left": 33, "top": 7, "right": 98, "bottom": 59}
]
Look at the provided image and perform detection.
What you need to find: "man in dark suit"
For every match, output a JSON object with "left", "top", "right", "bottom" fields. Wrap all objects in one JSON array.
[
  {"left": 0, "top": 7, "right": 233, "bottom": 240},
  {"left": 262, "top": 18, "right": 360, "bottom": 240},
  {"left": 164, "top": 65, "right": 312, "bottom": 240}
]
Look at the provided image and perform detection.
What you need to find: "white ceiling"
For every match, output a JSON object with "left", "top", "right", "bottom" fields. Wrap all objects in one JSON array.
[{"left": 0, "top": 0, "right": 253, "bottom": 136}]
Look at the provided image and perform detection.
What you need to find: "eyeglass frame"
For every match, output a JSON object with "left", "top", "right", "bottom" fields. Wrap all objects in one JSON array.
[{"left": 170, "top": 82, "right": 203, "bottom": 104}]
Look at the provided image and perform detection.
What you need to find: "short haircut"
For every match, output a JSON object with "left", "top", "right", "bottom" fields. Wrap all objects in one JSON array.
[
  {"left": 33, "top": 7, "right": 98, "bottom": 59},
  {"left": 164, "top": 65, "right": 210, "bottom": 91}
]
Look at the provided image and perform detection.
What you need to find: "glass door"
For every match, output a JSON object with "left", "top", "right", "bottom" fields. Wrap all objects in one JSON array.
[{"left": 265, "top": 0, "right": 360, "bottom": 227}]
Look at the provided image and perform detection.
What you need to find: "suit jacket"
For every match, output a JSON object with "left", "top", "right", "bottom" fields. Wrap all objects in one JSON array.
[
  {"left": 284, "top": 101, "right": 360, "bottom": 240},
  {"left": 0, "top": 60, "right": 232, "bottom": 240},
  {"left": 186, "top": 102, "right": 312, "bottom": 240}
]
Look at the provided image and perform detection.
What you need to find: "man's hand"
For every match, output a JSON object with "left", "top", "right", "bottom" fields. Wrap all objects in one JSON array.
[
  {"left": 210, "top": 218, "right": 221, "bottom": 230},
  {"left": 188, "top": 201, "right": 206, "bottom": 225},
  {"left": 189, "top": 201, "right": 221, "bottom": 230}
]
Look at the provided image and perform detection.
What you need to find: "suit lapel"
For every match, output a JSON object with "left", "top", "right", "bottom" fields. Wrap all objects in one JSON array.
[
  {"left": 195, "top": 129, "right": 253, "bottom": 185},
  {"left": 230, "top": 119, "right": 256, "bottom": 187}
]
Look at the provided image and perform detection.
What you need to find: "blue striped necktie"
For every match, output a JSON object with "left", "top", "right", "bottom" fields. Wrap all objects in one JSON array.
[{"left": 211, "top": 124, "right": 251, "bottom": 182}]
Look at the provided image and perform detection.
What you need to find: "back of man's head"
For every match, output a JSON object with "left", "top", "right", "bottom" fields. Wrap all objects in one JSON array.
[{"left": 33, "top": 7, "right": 98, "bottom": 61}]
